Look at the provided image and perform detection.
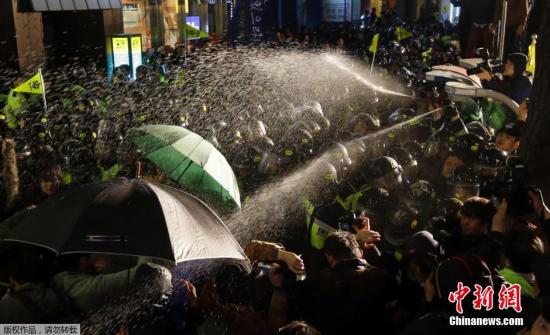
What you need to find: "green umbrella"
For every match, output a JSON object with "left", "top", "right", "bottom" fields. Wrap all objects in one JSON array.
[{"left": 130, "top": 125, "right": 241, "bottom": 211}]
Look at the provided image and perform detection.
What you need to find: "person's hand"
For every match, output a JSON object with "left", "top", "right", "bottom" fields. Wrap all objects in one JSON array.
[
  {"left": 516, "top": 24, "right": 525, "bottom": 36},
  {"left": 277, "top": 250, "right": 304, "bottom": 275},
  {"left": 353, "top": 216, "right": 381, "bottom": 249},
  {"left": 489, "top": 24, "right": 497, "bottom": 35},
  {"left": 477, "top": 69, "right": 493, "bottom": 81},
  {"left": 355, "top": 229, "right": 382, "bottom": 248},
  {"left": 179, "top": 279, "right": 198, "bottom": 308},
  {"left": 492, "top": 199, "right": 508, "bottom": 233},
  {"left": 431, "top": 104, "right": 444, "bottom": 120},
  {"left": 529, "top": 188, "right": 550, "bottom": 220},
  {"left": 519, "top": 100, "right": 529, "bottom": 121}
]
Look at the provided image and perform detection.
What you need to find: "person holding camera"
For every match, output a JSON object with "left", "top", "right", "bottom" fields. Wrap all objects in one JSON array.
[
  {"left": 306, "top": 231, "right": 397, "bottom": 335},
  {"left": 477, "top": 53, "right": 532, "bottom": 104}
]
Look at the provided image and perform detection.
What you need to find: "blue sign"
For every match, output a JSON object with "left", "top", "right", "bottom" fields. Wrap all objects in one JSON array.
[{"left": 186, "top": 16, "right": 200, "bottom": 29}]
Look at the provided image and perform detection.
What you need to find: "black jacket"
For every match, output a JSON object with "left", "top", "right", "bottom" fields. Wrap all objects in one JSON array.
[{"left": 306, "top": 258, "right": 397, "bottom": 335}]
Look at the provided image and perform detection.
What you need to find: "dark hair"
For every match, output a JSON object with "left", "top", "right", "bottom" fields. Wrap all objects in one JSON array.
[
  {"left": 323, "top": 231, "right": 362, "bottom": 260},
  {"left": 445, "top": 149, "right": 470, "bottom": 165},
  {"left": 433, "top": 254, "right": 493, "bottom": 316},
  {"left": 504, "top": 229, "right": 544, "bottom": 273},
  {"left": 277, "top": 321, "right": 321, "bottom": 335},
  {"left": 460, "top": 197, "right": 496, "bottom": 226}
]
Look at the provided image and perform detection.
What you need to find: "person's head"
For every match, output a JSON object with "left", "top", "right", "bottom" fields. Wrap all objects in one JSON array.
[
  {"left": 428, "top": 255, "right": 493, "bottom": 316},
  {"left": 355, "top": 187, "right": 390, "bottom": 230},
  {"left": 402, "top": 231, "right": 442, "bottom": 285},
  {"left": 504, "top": 53, "right": 528, "bottom": 78},
  {"left": 387, "top": 146, "right": 418, "bottom": 181},
  {"left": 459, "top": 197, "right": 496, "bottom": 236},
  {"left": 40, "top": 165, "right": 63, "bottom": 196},
  {"left": 448, "top": 166, "right": 480, "bottom": 201},
  {"left": 327, "top": 142, "right": 352, "bottom": 177},
  {"left": 135, "top": 65, "right": 149, "bottom": 82},
  {"left": 503, "top": 228, "right": 544, "bottom": 273},
  {"left": 363, "top": 156, "right": 403, "bottom": 192},
  {"left": 349, "top": 113, "right": 380, "bottom": 136},
  {"left": 474, "top": 147, "right": 508, "bottom": 179},
  {"left": 323, "top": 231, "right": 362, "bottom": 268},
  {"left": 384, "top": 204, "right": 422, "bottom": 247},
  {"left": 134, "top": 263, "right": 173, "bottom": 304},
  {"left": 441, "top": 151, "right": 466, "bottom": 178},
  {"left": 495, "top": 122, "right": 523, "bottom": 154},
  {"left": 277, "top": 321, "right": 321, "bottom": 335}
]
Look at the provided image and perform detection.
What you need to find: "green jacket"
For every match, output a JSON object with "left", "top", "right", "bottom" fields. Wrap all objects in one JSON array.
[
  {"left": 499, "top": 267, "right": 536, "bottom": 298},
  {"left": 50, "top": 259, "right": 149, "bottom": 316}
]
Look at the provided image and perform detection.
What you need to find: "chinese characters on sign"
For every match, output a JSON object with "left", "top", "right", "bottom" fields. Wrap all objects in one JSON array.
[
  {"left": 448, "top": 282, "right": 522, "bottom": 314},
  {"left": 249, "top": 0, "right": 267, "bottom": 42}
]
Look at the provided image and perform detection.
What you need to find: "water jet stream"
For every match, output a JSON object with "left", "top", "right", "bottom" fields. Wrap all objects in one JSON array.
[{"left": 324, "top": 54, "right": 422, "bottom": 100}]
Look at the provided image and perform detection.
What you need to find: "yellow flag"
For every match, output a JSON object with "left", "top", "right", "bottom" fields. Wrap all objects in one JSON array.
[
  {"left": 527, "top": 35, "right": 537, "bottom": 74},
  {"left": 369, "top": 34, "right": 379, "bottom": 53},
  {"left": 396, "top": 27, "right": 413, "bottom": 41},
  {"left": 13, "top": 71, "right": 44, "bottom": 94}
]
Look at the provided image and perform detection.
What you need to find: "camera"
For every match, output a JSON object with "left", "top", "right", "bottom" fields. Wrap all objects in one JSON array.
[
  {"left": 485, "top": 156, "right": 533, "bottom": 216},
  {"left": 338, "top": 211, "right": 367, "bottom": 232},
  {"left": 466, "top": 48, "right": 504, "bottom": 76}
]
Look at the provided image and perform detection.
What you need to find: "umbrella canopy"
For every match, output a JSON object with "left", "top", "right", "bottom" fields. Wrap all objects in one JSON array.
[
  {"left": 130, "top": 125, "right": 241, "bottom": 211},
  {"left": 3, "top": 179, "right": 249, "bottom": 269}
]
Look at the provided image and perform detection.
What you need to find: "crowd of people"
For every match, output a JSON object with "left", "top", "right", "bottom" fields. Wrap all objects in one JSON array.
[{"left": 0, "top": 4, "right": 547, "bottom": 335}]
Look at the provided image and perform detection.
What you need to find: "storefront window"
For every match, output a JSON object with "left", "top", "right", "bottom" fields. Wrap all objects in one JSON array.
[{"left": 121, "top": 0, "right": 225, "bottom": 50}]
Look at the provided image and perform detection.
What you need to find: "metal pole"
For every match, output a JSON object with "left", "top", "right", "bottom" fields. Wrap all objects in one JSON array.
[
  {"left": 498, "top": 0, "right": 507, "bottom": 60},
  {"left": 370, "top": 51, "right": 376, "bottom": 75}
]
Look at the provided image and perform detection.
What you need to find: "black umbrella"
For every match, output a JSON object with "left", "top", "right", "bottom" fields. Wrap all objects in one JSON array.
[{"left": 3, "top": 178, "right": 249, "bottom": 268}]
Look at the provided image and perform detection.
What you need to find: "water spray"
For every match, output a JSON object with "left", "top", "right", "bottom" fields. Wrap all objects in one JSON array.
[
  {"left": 226, "top": 106, "right": 442, "bottom": 245},
  {"left": 324, "top": 54, "right": 426, "bottom": 101}
]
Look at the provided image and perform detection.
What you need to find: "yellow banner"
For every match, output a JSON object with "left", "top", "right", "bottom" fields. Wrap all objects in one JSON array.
[
  {"left": 113, "top": 37, "right": 129, "bottom": 54},
  {"left": 131, "top": 36, "right": 142, "bottom": 53},
  {"left": 186, "top": 24, "right": 209, "bottom": 39},
  {"left": 527, "top": 36, "right": 536, "bottom": 74},
  {"left": 13, "top": 72, "right": 43, "bottom": 94},
  {"left": 396, "top": 27, "right": 413, "bottom": 41},
  {"left": 369, "top": 34, "right": 379, "bottom": 53}
]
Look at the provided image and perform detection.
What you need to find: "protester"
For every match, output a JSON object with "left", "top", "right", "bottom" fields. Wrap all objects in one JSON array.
[
  {"left": 306, "top": 231, "right": 397, "bottom": 335},
  {"left": 478, "top": 52, "right": 532, "bottom": 104},
  {"left": 0, "top": 8, "right": 547, "bottom": 334},
  {"left": 0, "top": 249, "right": 73, "bottom": 323},
  {"left": 50, "top": 254, "right": 150, "bottom": 316}
]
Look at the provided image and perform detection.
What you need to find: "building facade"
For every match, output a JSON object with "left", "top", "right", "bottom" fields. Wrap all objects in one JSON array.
[{"left": 2, "top": 0, "right": 124, "bottom": 73}]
